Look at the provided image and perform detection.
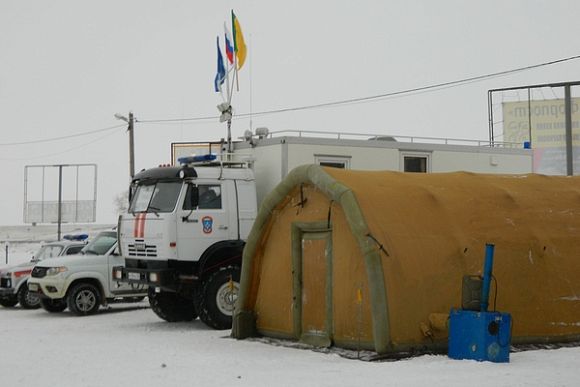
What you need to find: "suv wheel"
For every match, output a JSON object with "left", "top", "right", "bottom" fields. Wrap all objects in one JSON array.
[
  {"left": 67, "top": 283, "right": 101, "bottom": 316},
  {"left": 17, "top": 283, "right": 41, "bottom": 309}
]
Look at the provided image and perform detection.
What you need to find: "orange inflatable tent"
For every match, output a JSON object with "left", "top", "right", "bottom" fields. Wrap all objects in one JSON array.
[{"left": 233, "top": 165, "right": 580, "bottom": 354}]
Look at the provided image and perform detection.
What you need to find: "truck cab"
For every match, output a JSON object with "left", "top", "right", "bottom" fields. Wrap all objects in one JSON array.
[{"left": 115, "top": 157, "right": 257, "bottom": 329}]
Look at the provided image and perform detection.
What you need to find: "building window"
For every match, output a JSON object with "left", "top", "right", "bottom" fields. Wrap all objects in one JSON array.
[
  {"left": 315, "top": 155, "right": 351, "bottom": 169},
  {"left": 401, "top": 152, "right": 430, "bottom": 173}
]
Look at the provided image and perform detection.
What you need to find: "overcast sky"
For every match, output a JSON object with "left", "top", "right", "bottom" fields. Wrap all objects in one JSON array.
[{"left": 1, "top": 1, "right": 579, "bottom": 226}]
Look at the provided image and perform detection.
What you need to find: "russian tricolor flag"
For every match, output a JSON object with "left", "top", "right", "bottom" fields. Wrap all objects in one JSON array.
[{"left": 224, "top": 23, "right": 234, "bottom": 65}]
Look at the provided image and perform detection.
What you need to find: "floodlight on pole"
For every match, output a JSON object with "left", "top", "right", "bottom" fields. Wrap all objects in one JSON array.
[
  {"left": 115, "top": 112, "right": 135, "bottom": 179},
  {"left": 114, "top": 113, "right": 129, "bottom": 122}
]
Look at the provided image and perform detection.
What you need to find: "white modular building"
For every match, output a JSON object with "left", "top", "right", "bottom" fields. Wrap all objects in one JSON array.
[{"left": 172, "top": 130, "right": 532, "bottom": 205}]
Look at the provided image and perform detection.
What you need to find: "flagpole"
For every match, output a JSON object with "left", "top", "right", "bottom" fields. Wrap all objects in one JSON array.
[
  {"left": 224, "top": 61, "right": 230, "bottom": 105},
  {"left": 223, "top": 23, "right": 232, "bottom": 105},
  {"left": 225, "top": 51, "right": 232, "bottom": 158},
  {"left": 249, "top": 32, "right": 253, "bottom": 132},
  {"left": 234, "top": 47, "right": 240, "bottom": 92},
  {"left": 227, "top": 35, "right": 234, "bottom": 156}
]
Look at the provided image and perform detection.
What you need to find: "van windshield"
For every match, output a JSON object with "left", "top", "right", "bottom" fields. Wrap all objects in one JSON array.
[{"left": 129, "top": 181, "right": 183, "bottom": 213}]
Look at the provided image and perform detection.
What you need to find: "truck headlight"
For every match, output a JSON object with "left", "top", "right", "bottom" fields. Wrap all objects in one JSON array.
[{"left": 46, "top": 266, "right": 68, "bottom": 276}]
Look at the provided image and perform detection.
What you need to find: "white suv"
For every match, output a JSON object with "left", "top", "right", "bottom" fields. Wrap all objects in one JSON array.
[
  {"left": 0, "top": 237, "right": 87, "bottom": 309},
  {"left": 28, "top": 231, "right": 148, "bottom": 315}
]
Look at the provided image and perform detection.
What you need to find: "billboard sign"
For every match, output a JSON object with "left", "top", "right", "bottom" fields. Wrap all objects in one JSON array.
[
  {"left": 503, "top": 98, "right": 580, "bottom": 174},
  {"left": 24, "top": 164, "right": 97, "bottom": 224}
]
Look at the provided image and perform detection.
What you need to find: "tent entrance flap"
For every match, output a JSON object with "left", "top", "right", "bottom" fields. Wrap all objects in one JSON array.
[{"left": 292, "top": 222, "right": 333, "bottom": 348}]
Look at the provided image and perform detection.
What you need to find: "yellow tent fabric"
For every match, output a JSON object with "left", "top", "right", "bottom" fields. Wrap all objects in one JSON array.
[{"left": 233, "top": 165, "right": 580, "bottom": 354}]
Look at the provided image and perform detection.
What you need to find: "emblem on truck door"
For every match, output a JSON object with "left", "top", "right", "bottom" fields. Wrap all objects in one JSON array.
[{"left": 202, "top": 216, "right": 213, "bottom": 234}]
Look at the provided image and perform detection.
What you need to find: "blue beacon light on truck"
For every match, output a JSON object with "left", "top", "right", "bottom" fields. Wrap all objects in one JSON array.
[
  {"left": 177, "top": 154, "right": 217, "bottom": 165},
  {"left": 62, "top": 234, "right": 89, "bottom": 241}
]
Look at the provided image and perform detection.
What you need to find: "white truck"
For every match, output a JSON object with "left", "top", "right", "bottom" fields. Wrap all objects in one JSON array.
[
  {"left": 28, "top": 230, "right": 148, "bottom": 315},
  {"left": 115, "top": 131, "right": 533, "bottom": 330},
  {"left": 114, "top": 156, "right": 256, "bottom": 329}
]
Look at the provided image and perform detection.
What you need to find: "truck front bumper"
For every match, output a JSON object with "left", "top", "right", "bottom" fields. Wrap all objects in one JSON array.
[{"left": 113, "top": 266, "right": 179, "bottom": 291}]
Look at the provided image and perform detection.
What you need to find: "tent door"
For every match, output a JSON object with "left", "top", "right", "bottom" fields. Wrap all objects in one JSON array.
[{"left": 294, "top": 228, "right": 333, "bottom": 348}]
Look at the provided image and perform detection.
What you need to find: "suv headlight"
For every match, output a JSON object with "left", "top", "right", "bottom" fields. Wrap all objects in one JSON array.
[{"left": 46, "top": 266, "right": 68, "bottom": 276}]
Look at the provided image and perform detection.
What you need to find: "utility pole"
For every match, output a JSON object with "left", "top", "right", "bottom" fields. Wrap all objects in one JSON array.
[
  {"left": 128, "top": 112, "right": 135, "bottom": 179},
  {"left": 57, "top": 165, "right": 63, "bottom": 241},
  {"left": 565, "top": 85, "right": 573, "bottom": 176},
  {"left": 115, "top": 112, "right": 135, "bottom": 179}
]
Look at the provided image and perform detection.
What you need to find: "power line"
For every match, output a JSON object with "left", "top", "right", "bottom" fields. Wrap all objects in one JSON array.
[
  {"left": 138, "top": 54, "right": 580, "bottom": 124},
  {"left": 0, "top": 127, "right": 123, "bottom": 160},
  {"left": 0, "top": 124, "right": 125, "bottom": 146}
]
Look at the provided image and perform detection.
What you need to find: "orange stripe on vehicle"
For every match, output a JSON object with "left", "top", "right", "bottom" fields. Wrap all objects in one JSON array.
[
  {"left": 14, "top": 270, "right": 32, "bottom": 278},
  {"left": 136, "top": 213, "right": 146, "bottom": 238},
  {"left": 133, "top": 214, "right": 140, "bottom": 237}
]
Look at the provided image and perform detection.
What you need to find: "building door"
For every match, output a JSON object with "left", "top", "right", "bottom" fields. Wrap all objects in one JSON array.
[{"left": 292, "top": 225, "right": 333, "bottom": 347}]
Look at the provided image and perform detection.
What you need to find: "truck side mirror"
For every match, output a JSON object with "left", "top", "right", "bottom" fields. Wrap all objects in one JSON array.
[
  {"left": 128, "top": 185, "right": 136, "bottom": 205},
  {"left": 190, "top": 185, "right": 199, "bottom": 209}
]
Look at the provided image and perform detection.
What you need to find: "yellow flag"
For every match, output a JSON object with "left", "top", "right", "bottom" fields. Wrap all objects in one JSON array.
[{"left": 232, "top": 10, "right": 247, "bottom": 70}]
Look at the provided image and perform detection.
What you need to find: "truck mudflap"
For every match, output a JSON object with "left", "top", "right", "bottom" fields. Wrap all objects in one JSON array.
[{"left": 113, "top": 266, "right": 179, "bottom": 292}]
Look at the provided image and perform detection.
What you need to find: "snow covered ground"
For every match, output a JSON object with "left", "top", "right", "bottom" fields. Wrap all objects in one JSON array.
[
  {"left": 1, "top": 305, "right": 579, "bottom": 387},
  {"left": 1, "top": 225, "right": 580, "bottom": 386}
]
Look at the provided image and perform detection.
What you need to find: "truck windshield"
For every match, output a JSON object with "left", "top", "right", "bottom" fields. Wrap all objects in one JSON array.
[
  {"left": 129, "top": 181, "right": 183, "bottom": 213},
  {"left": 82, "top": 232, "right": 117, "bottom": 255}
]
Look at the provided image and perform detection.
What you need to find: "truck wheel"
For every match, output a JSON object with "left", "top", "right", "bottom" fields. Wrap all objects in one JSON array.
[
  {"left": 197, "top": 266, "right": 240, "bottom": 330},
  {"left": 148, "top": 288, "right": 197, "bottom": 322},
  {"left": 0, "top": 297, "right": 18, "bottom": 308},
  {"left": 67, "top": 283, "right": 101, "bottom": 316},
  {"left": 17, "top": 283, "right": 41, "bottom": 309},
  {"left": 40, "top": 298, "right": 67, "bottom": 313}
]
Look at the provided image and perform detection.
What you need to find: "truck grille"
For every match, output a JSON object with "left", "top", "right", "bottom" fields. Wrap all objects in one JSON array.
[
  {"left": 31, "top": 267, "right": 48, "bottom": 278},
  {"left": 128, "top": 240, "right": 158, "bottom": 257}
]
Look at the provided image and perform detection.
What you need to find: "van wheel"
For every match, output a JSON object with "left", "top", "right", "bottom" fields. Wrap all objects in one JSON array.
[
  {"left": 17, "top": 283, "right": 41, "bottom": 309},
  {"left": 0, "top": 297, "right": 18, "bottom": 308},
  {"left": 67, "top": 283, "right": 101, "bottom": 316},
  {"left": 40, "top": 298, "right": 67, "bottom": 313},
  {"left": 148, "top": 288, "right": 197, "bottom": 322},
  {"left": 196, "top": 266, "right": 240, "bottom": 330}
]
